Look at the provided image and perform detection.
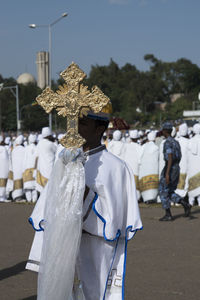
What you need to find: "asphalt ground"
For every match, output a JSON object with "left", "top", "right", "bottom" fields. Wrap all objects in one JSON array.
[{"left": 0, "top": 202, "right": 200, "bottom": 300}]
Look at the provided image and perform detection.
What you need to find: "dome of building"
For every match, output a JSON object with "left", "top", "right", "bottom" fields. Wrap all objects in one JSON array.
[{"left": 17, "top": 73, "right": 36, "bottom": 85}]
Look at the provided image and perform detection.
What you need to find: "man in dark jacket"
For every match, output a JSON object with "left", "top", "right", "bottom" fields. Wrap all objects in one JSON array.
[{"left": 159, "top": 122, "right": 191, "bottom": 221}]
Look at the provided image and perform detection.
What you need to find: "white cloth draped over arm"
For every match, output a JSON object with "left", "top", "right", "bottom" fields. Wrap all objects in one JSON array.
[{"left": 37, "top": 149, "right": 86, "bottom": 300}]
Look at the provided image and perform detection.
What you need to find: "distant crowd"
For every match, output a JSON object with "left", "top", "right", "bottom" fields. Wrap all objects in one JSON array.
[{"left": 0, "top": 122, "right": 200, "bottom": 206}]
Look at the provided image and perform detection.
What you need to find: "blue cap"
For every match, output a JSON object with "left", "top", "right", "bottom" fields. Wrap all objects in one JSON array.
[{"left": 162, "top": 122, "right": 173, "bottom": 130}]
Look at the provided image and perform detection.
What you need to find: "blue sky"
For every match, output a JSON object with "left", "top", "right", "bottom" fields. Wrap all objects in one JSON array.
[{"left": 1, "top": 0, "right": 200, "bottom": 81}]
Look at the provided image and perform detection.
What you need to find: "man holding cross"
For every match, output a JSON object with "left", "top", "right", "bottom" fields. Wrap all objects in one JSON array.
[{"left": 27, "top": 63, "right": 142, "bottom": 300}]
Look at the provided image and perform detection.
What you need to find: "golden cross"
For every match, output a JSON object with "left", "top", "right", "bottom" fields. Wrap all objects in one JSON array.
[{"left": 36, "top": 62, "right": 110, "bottom": 148}]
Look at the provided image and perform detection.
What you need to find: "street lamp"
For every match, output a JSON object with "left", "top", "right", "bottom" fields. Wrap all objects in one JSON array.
[
  {"left": 29, "top": 12, "right": 68, "bottom": 130},
  {"left": 0, "top": 84, "right": 20, "bottom": 133}
]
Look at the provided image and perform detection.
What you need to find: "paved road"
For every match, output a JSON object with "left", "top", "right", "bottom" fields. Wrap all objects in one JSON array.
[{"left": 0, "top": 203, "right": 200, "bottom": 300}]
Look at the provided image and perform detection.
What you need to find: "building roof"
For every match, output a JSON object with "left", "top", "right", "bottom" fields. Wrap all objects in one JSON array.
[{"left": 17, "top": 73, "right": 36, "bottom": 85}]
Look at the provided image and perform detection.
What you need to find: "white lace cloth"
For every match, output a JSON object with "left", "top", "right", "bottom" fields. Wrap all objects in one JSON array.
[{"left": 38, "top": 148, "right": 86, "bottom": 300}]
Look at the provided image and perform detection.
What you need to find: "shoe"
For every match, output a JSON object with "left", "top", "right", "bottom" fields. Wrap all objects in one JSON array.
[
  {"left": 184, "top": 204, "right": 191, "bottom": 217},
  {"left": 159, "top": 215, "right": 174, "bottom": 221},
  {"left": 14, "top": 197, "right": 26, "bottom": 203},
  {"left": 145, "top": 200, "right": 156, "bottom": 205},
  {"left": 180, "top": 199, "right": 191, "bottom": 217}
]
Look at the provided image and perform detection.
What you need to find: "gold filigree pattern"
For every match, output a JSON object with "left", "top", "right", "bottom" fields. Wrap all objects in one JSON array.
[
  {"left": 8, "top": 171, "right": 13, "bottom": 180},
  {"left": 36, "top": 62, "right": 110, "bottom": 149},
  {"left": 23, "top": 168, "right": 35, "bottom": 183},
  {"left": 188, "top": 172, "right": 200, "bottom": 191},
  {"left": 177, "top": 173, "right": 186, "bottom": 190},
  {"left": 36, "top": 171, "right": 48, "bottom": 188},
  {"left": 0, "top": 178, "right": 7, "bottom": 187},
  {"left": 139, "top": 174, "right": 159, "bottom": 192},
  {"left": 14, "top": 179, "right": 23, "bottom": 190},
  {"left": 134, "top": 175, "right": 140, "bottom": 191}
]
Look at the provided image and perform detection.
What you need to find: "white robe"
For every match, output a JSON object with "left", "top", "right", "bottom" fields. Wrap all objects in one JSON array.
[
  {"left": 26, "top": 148, "right": 142, "bottom": 300},
  {"left": 11, "top": 145, "right": 25, "bottom": 199},
  {"left": 123, "top": 142, "right": 142, "bottom": 200},
  {"left": 55, "top": 143, "right": 65, "bottom": 162},
  {"left": 175, "top": 136, "right": 189, "bottom": 198},
  {"left": 79, "top": 150, "right": 142, "bottom": 300},
  {"left": 187, "top": 134, "right": 200, "bottom": 198},
  {"left": 35, "top": 139, "right": 57, "bottom": 192},
  {"left": 6, "top": 148, "right": 14, "bottom": 196},
  {"left": 138, "top": 141, "right": 159, "bottom": 202},
  {"left": 107, "top": 140, "right": 125, "bottom": 159},
  {"left": 0, "top": 145, "right": 9, "bottom": 201},
  {"left": 23, "top": 143, "right": 37, "bottom": 190}
]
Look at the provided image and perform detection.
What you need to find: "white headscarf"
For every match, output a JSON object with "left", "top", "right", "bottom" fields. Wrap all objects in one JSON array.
[
  {"left": 113, "top": 130, "right": 122, "bottom": 141},
  {"left": 5, "top": 136, "right": 11, "bottom": 145},
  {"left": 193, "top": 123, "right": 200, "bottom": 135},
  {"left": 147, "top": 131, "right": 156, "bottom": 141},
  {"left": 29, "top": 134, "right": 37, "bottom": 144},
  {"left": 179, "top": 123, "right": 188, "bottom": 137},
  {"left": 15, "top": 135, "right": 24, "bottom": 145},
  {"left": 130, "top": 130, "right": 139, "bottom": 139},
  {"left": 42, "top": 127, "right": 52, "bottom": 138}
]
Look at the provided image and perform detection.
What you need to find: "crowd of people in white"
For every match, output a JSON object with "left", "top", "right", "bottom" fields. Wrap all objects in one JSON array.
[
  {"left": 106, "top": 122, "right": 200, "bottom": 206},
  {"left": 0, "top": 127, "right": 64, "bottom": 203},
  {"left": 0, "top": 122, "right": 200, "bottom": 206}
]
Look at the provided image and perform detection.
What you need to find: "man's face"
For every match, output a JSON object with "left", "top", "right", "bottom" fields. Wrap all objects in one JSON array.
[
  {"left": 78, "top": 116, "right": 98, "bottom": 147},
  {"left": 162, "top": 129, "right": 169, "bottom": 138}
]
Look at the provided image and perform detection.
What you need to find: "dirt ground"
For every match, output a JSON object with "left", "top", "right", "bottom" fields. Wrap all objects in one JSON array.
[{"left": 0, "top": 202, "right": 200, "bottom": 300}]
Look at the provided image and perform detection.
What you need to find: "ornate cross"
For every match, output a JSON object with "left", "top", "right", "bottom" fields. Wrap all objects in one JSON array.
[{"left": 36, "top": 62, "right": 110, "bottom": 148}]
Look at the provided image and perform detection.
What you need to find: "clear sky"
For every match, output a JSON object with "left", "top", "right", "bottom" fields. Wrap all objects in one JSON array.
[{"left": 1, "top": 0, "right": 200, "bottom": 81}]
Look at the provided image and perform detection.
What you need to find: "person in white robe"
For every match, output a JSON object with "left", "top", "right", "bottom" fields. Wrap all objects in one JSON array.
[
  {"left": 175, "top": 123, "right": 189, "bottom": 198},
  {"left": 35, "top": 127, "right": 57, "bottom": 193},
  {"left": 26, "top": 111, "right": 142, "bottom": 300},
  {"left": 0, "top": 136, "right": 9, "bottom": 202},
  {"left": 23, "top": 134, "right": 38, "bottom": 203},
  {"left": 11, "top": 135, "right": 25, "bottom": 201},
  {"left": 4, "top": 136, "right": 11, "bottom": 155},
  {"left": 55, "top": 133, "right": 65, "bottom": 162},
  {"left": 6, "top": 138, "right": 14, "bottom": 199},
  {"left": 187, "top": 123, "right": 200, "bottom": 206},
  {"left": 123, "top": 130, "right": 142, "bottom": 200},
  {"left": 139, "top": 131, "right": 159, "bottom": 203},
  {"left": 125, "top": 132, "right": 131, "bottom": 143},
  {"left": 107, "top": 130, "right": 125, "bottom": 159},
  {"left": 37, "top": 134, "right": 43, "bottom": 143},
  {"left": 171, "top": 126, "right": 177, "bottom": 138}
]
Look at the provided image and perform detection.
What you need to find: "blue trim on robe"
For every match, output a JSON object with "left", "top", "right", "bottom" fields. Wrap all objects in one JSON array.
[
  {"left": 28, "top": 217, "right": 44, "bottom": 232},
  {"left": 92, "top": 192, "right": 143, "bottom": 300},
  {"left": 122, "top": 226, "right": 142, "bottom": 299},
  {"left": 92, "top": 193, "right": 121, "bottom": 242},
  {"left": 92, "top": 193, "right": 121, "bottom": 299}
]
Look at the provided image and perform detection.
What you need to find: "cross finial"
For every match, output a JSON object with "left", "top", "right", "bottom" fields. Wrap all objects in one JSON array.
[{"left": 36, "top": 62, "right": 110, "bottom": 149}]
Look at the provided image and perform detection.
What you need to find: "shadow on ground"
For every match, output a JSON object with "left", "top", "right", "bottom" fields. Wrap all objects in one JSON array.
[
  {"left": 22, "top": 296, "right": 37, "bottom": 300},
  {"left": 173, "top": 208, "right": 200, "bottom": 220},
  {"left": 0, "top": 261, "right": 27, "bottom": 281}
]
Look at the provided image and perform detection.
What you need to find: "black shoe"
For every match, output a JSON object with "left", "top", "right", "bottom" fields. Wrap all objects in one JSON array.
[
  {"left": 159, "top": 215, "right": 174, "bottom": 221},
  {"left": 145, "top": 200, "right": 156, "bottom": 205},
  {"left": 14, "top": 197, "right": 25, "bottom": 203},
  {"left": 180, "top": 199, "right": 191, "bottom": 217},
  {"left": 184, "top": 204, "right": 192, "bottom": 217}
]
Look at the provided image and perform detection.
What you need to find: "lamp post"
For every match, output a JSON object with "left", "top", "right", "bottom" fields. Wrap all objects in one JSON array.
[
  {"left": 29, "top": 12, "right": 68, "bottom": 130},
  {"left": 0, "top": 84, "right": 20, "bottom": 133}
]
